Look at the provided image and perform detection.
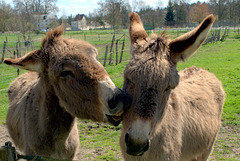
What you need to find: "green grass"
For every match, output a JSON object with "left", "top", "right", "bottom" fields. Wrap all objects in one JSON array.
[{"left": 78, "top": 121, "right": 122, "bottom": 160}]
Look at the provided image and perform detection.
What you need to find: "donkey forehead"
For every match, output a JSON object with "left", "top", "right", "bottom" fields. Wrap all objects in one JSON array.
[
  {"left": 133, "top": 36, "right": 170, "bottom": 54},
  {"left": 48, "top": 39, "right": 99, "bottom": 64},
  {"left": 46, "top": 39, "right": 108, "bottom": 77},
  {"left": 58, "top": 39, "right": 98, "bottom": 56},
  {"left": 125, "top": 58, "right": 172, "bottom": 82}
]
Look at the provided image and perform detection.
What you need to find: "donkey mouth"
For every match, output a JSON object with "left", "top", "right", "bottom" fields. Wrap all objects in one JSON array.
[
  {"left": 105, "top": 110, "right": 124, "bottom": 126},
  {"left": 126, "top": 140, "right": 150, "bottom": 156}
]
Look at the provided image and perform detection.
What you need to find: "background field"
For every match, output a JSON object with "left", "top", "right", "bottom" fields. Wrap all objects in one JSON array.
[{"left": 0, "top": 29, "right": 239, "bottom": 160}]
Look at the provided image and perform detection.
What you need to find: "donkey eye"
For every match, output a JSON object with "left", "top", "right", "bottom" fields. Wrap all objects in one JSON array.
[
  {"left": 59, "top": 71, "right": 75, "bottom": 78},
  {"left": 165, "top": 86, "right": 171, "bottom": 92}
]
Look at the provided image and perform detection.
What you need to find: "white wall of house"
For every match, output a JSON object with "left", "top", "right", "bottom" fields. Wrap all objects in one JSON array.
[
  {"left": 71, "top": 21, "right": 78, "bottom": 30},
  {"left": 71, "top": 15, "right": 88, "bottom": 30}
]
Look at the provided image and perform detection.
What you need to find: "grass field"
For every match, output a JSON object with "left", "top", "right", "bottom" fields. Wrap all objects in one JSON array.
[{"left": 0, "top": 30, "right": 239, "bottom": 160}]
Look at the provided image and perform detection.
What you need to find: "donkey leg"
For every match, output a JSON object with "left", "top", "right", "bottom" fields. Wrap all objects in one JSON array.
[
  {"left": 23, "top": 145, "right": 37, "bottom": 160},
  {"left": 196, "top": 144, "right": 215, "bottom": 161}
]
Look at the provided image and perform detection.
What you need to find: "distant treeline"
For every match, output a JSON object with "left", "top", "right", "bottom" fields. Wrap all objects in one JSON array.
[
  {"left": 86, "top": 0, "right": 240, "bottom": 29},
  {"left": 0, "top": 0, "right": 239, "bottom": 34}
]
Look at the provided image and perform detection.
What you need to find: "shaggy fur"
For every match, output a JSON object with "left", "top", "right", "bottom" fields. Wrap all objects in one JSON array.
[
  {"left": 120, "top": 12, "right": 225, "bottom": 161},
  {"left": 4, "top": 26, "right": 130, "bottom": 159}
]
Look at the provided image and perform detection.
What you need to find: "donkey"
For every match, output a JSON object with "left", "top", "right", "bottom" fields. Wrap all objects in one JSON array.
[
  {"left": 120, "top": 13, "right": 225, "bottom": 161},
  {"left": 3, "top": 27, "right": 131, "bottom": 160}
]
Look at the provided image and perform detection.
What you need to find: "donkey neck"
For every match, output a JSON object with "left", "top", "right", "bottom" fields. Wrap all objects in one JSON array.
[{"left": 37, "top": 72, "right": 75, "bottom": 134}]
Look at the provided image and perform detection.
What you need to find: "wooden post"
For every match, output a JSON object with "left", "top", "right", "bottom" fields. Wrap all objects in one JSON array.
[
  {"left": 115, "top": 40, "right": 118, "bottom": 65},
  {"left": 98, "top": 34, "right": 100, "bottom": 41},
  {"left": 109, "top": 34, "right": 115, "bottom": 65},
  {"left": 119, "top": 34, "right": 125, "bottom": 63},
  {"left": 30, "top": 35, "right": 33, "bottom": 50},
  {"left": 214, "top": 31, "right": 217, "bottom": 43},
  {"left": 13, "top": 51, "right": 16, "bottom": 59},
  {"left": 18, "top": 36, "right": 22, "bottom": 57},
  {"left": 16, "top": 41, "right": 20, "bottom": 76},
  {"left": 211, "top": 32, "right": 214, "bottom": 43},
  {"left": 1, "top": 41, "right": 7, "bottom": 62},
  {"left": 103, "top": 45, "right": 108, "bottom": 67},
  {"left": 0, "top": 144, "right": 16, "bottom": 161},
  {"left": 84, "top": 34, "right": 86, "bottom": 41}
]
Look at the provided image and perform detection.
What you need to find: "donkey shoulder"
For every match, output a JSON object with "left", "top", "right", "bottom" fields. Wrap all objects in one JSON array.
[
  {"left": 179, "top": 66, "right": 223, "bottom": 91},
  {"left": 176, "top": 65, "right": 225, "bottom": 115},
  {"left": 8, "top": 72, "right": 39, "bottom": 101}
]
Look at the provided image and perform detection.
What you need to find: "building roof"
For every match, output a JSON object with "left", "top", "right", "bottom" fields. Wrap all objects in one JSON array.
[{"left": 74, "top": 14, "right": 85, "bottom": 21}]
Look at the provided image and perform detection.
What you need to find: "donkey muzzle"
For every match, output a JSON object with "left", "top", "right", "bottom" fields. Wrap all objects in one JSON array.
[
  {"left": 106, "top": 89, "right": 132, "bottom": 126},
  {"left": 125, "top": 132, "right": 150, "bottom": 156}
]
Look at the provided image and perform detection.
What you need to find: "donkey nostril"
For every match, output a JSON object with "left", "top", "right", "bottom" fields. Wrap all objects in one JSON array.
[
  {"left": 125, "top": 133, "right": 130, "bottom": 146},
  {"left": 108, "top": 98, "right": 117, "bottom": 109},
  {"left": 143, "top": 140, "right": 149, "bottom": 152}
]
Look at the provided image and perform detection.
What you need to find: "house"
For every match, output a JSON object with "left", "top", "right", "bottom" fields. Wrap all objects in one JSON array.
[
  {"left": 71, "top": 14, "right": 88, "bottom": 30},
  {"left": 33, "top": 14, "right": 58, "bottom": 30}
]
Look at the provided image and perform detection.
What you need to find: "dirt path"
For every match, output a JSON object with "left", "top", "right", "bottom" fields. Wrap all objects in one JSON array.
[{"left": 1, "top": 124, "right": 239, "bottom": 160}]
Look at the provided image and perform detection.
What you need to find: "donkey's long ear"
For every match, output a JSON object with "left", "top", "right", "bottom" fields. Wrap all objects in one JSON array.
[
  {"left": 129, "top": 12, "right": 148, "bottom": 44},
  {"left": 169, "top": 14, "right": 215, "bottom": 63},
  {"left": 3, "top": 50, "right": 43, "bottom": 72}
]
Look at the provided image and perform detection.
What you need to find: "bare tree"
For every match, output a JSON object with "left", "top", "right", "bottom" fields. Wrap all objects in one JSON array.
[
  {"left": 13, "top": 0, "right": 59, "bottom": 19},
  {"left": 228, "top": 0, "right": 239, "bottom": 26},
  {"left": 132, "top": 0, "right": 146, "bottom": 12},
  {"left": 209, "top": 0, "right": 228, "bottom": 26},
  {"left": 97, "top": 0, "right": 131, "bottom": 29},
  {"left": 189, "top": 2, "right": 212, "bottom": 23},
  {"left": 0, "top": 1, "right": 15, "bottom": 32}
]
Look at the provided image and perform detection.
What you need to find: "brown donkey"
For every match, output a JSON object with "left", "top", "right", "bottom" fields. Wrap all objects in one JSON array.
[
  {"left": 3, "top": 27, "right": 131, "bottom": 160},
  {"left": 120, "top": 13, "right": 225, "bottom": 161}
]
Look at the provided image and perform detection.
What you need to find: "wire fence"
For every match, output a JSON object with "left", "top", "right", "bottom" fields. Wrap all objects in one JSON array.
[{"left": 0, "top": 27, "right": 239, "bottom": 122}]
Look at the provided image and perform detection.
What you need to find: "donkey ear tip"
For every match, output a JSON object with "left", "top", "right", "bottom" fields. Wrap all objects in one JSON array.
[
  {"left": 129, "top": 12, "right": 137, "bottom": 17},
  {"left": 129, "top": 12, "right": 141, "bottom": 22},
  {"left": 206, "top": 14, "right": 215, "bottom": 23},
  {"left": 3, "top": 58, "right": 12, "bottom": 65}
]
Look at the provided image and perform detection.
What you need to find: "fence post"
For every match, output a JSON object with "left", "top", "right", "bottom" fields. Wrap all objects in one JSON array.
[
  {"left": 84, "top": 34, "right": 86, "bottom": 41},
  {"left": 98, "top": 34, "right": 100, "bottom": 41},
  {"left": 18, "top": 36, "right": 22, "bottom": 57},
  {"left": 119, "top": 34, "right": 125, "bottom": 63},
  {"left": 1, "top": 41, "right": 7, "bottom": 62},
  {"left": 103, "top": 45, "right": 108, "bottom": 67},
  {"left": 221, "top": 27, "right": 227, "bottom": 41},
  {"left": 30, "top": 40, "right": 33, "bottom": 51},
  {"left": 115, "top": 40, "right": 118, "bottom": 65},
  {"left": 109, "top": 34, "right": 115, "bottom": 65},
  {"left": 211, "top": 32, "right": 214, "bottom": 43},
  {"left": 13, "top": 51, "right": 16, "bottom": 59},
  {"left": 217, "top": 29, "right": 220, "bottom": 41},
  {"left": 29, "top": 35, "right": 33, "bottom": 51},
  {"left": 215, "top": 30, "right": 218, "bottom": 42},
  {"left": 16, "top": 41, "right": 20, "bottom": 76}
]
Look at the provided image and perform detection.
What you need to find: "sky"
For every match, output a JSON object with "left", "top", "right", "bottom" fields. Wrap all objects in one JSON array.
[
  {"left": 57, "top": 0, "right": 206, "bottom": 17},
  {"left": 7, "top": 0, "right": 206, "bottom": 17}
]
